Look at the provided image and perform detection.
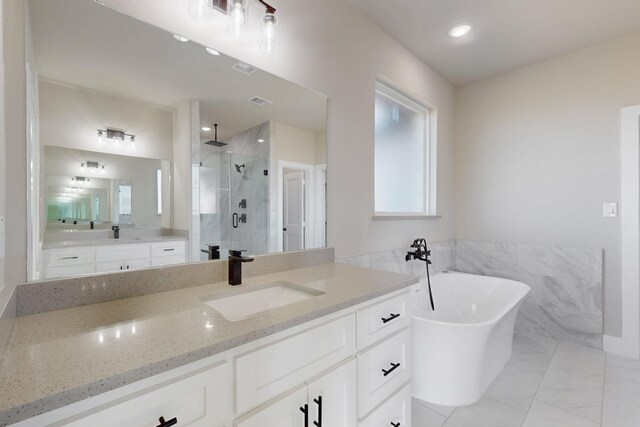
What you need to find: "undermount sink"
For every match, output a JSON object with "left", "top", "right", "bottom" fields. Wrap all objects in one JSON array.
[{"left": 200, "top": 281, "right": 324, "bottom": 322}]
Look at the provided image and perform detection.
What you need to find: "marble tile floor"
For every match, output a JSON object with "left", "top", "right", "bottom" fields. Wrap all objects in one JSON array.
[{"left": 412, "top": 333, "right": 640, "bottom": 426}]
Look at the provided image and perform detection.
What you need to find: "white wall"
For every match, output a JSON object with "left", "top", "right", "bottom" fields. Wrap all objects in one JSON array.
[
  {"left": 39, "top": 80, "right": 174, "bottom": 161},
  {"left": 96, "top": 0, "right": 456, "bottom": 259},
  {"left": 272, "top": 122, "right": 320, "bottom": 166},
  {"left": 454, "top": 31, "right": 640, "bottom": 336}
]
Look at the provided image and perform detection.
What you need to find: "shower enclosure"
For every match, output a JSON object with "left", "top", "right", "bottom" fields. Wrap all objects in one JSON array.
[{"left": 198, "top": 137, "right": 269, "bottom": 260}]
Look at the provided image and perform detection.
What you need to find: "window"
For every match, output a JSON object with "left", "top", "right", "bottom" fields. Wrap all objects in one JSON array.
[{"left": 374, "top": 80, "right": 435, "bottom": 216}]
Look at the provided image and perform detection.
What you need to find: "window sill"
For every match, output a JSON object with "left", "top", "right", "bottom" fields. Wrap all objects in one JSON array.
[{"left": 372, "top": 214, "right": 442, "bottom": 220}]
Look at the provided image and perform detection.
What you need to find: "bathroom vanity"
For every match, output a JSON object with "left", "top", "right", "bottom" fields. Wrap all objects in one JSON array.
[
  {"left": 0, "top": 261, "right": 416, "bottom": 426},
  {"left": 42, "top": 238, "right": 187, "bottom": 279}
]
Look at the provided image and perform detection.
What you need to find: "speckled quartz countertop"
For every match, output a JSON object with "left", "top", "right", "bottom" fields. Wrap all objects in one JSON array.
[
  {"left": 0, "top": 263, "right": 416, "bottom": 425},
  {"left": 41, "top": 235, "right": 187, "bottom": 249}
]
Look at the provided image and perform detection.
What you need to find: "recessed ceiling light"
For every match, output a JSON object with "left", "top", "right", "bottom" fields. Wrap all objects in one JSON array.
[
  {"left": 206, "top": 47, "right": 221, "bottom": 56},
  {"left": 172, "top": 34, "right": 190, "bottom": 42},
  {"left": 257, "top": 139, "right": 265, "bottom": 143},
  {"left": 202, "top": 126, "right": 211, "bottom": 131},
  {"left": 448, "top": 24, "right": 472, "bottom": 38}
]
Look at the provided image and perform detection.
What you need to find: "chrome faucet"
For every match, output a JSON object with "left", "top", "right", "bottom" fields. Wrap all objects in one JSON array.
[{"left": 228, "top": 250, "right": 254, "bottom": 285}]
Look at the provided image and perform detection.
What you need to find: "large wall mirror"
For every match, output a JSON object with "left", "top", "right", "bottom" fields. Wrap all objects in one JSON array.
[{"left": 26, "top": 0, "right": 327, "bottom": 281}]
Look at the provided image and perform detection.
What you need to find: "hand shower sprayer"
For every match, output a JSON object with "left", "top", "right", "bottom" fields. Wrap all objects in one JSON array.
[{"left": 406, "top": 238, "right": 435, "bottom": 310}]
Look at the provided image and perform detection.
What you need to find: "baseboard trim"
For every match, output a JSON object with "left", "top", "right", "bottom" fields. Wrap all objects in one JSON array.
[{"left": 604, "top": 334, "right": 640, "bottom": 359}]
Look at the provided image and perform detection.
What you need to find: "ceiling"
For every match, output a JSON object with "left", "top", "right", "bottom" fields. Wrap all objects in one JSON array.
[
  {"left": 29, "top": 0, "right": 326, "bottom": 141},
  {"left": 345, "top": 0, "right": 640, "bottom": 86}
]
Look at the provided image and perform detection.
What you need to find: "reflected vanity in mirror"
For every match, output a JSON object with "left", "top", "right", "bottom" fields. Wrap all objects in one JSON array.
[{"left": 26, "top": 0, "right": 327, "bottom": 280}]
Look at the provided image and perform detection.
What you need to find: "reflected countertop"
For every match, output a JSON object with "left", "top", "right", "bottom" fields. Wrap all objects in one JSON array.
[
  {"left": 42, "top": 235, "right": 187, "bottom": 249},
  {"left": 0, "top": 263, "right": 416, "bottom": 425}
]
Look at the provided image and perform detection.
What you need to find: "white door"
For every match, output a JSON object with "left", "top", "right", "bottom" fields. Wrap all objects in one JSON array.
[
  {"left": 235, "top": 385, "right": 308, "bottom": 427},
  {"left": 306, "top": 358, "right": 357, "bottom": 427},
  {"left": 283, "top": 171, "right": 305, "bottom": 251}
]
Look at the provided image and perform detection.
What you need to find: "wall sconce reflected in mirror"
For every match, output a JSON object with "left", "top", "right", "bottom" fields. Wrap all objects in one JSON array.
[
  {"left": 97, "top": 128, "right": 136, "bottom": 146},
  {"left": 81, "top": 161, "right": 105, "bottom": 174}
]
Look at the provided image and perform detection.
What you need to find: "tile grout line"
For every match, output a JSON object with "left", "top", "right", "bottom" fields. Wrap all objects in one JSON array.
[{"left": 519, "top": 338, "right": 560, "bottom": 426}]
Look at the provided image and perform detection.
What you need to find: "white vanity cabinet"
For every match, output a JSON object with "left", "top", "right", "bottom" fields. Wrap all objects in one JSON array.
[
  {"left": 14, "top": 360, "right": 233, "bottom": 427},
  {"left": 12, "top": 289, "right": 411, "bottom": 427},
  {"left": 236, "top": 358, "right": 357, "bottom": 427},
  {"left": 95, "top": 244, "right": 151, "bottom": 273},
  {"left": 42, "top": 240, "right": 186, "bottom": 279}
]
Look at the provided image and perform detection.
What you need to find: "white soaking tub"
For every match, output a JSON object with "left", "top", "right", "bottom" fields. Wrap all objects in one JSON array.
[{"left": 411, "top": 271, "right": 530, "bottom": 406}]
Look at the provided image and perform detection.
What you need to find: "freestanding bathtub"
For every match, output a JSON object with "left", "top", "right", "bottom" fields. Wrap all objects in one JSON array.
[{"left": 411, "top": 271, "right": 530, "bottom": 406}]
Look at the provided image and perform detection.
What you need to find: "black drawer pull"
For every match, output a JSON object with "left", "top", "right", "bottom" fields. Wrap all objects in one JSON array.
[
  {"left": 163, "top": 248, "right": 175, "bottom": 252},
  {"left": 313, "top": 395, "right": 322, "bottom": 427},
  {"left": 300, "top": 403, "right": 309, "bottom": 427},
  {"left": 61, "top": 256, "right": 79, "bottom": 260},
  {"left": 381, "top": 313, "right": 401, "bottom": 323},
  {"left": 382, "top": 362, "right": 401, "bottom": 377},
  {"left": 156, "top": 416, "right": 177, "bottom": 427},
  {"left": 391, "top": 422, "right": 401, "bottom": 427}
]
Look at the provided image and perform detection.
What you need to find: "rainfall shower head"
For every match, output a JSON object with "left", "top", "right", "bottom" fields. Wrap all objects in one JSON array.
[
  {"left": 204, "top": 124, "right": 227, "bottom": 147},
  {"left": 235, "top": 164, "right": 245, "bottom": 173}
]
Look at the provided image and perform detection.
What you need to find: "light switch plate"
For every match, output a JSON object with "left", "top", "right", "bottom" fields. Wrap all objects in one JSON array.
[
  {"left": 0, "top": 216, "right": 4, "bottom": 260},
  {"left": 603, "top": 203, "right": 618, "bottom": 218}
]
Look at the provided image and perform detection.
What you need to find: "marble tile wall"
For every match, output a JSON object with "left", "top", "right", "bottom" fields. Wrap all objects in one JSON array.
[
  {"left": 456, "top": 240, "right": 603, "bottom": 349},
  {"left": 339, "top": 239, "right": 603, "bottom": 349},
  {"left": 197, "top": 122, "right": 270, "bottom": 258},
  {"left": 337, "top": 240, "right": 457, "bottom": 277}
]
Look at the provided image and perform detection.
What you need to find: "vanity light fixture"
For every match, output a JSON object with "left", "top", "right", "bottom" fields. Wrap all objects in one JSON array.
[
  {"left": 97, "top": 128, "right": 136, "bottom": 145},
  {"left": 172, "top": 34, "right": 190, "bottom": 42},
  {"left": 189, "top": 0, "right": 279, "bottom": 53},
  {"left": 189, "top": 0, "right": 228, "bottom": 21},
  {"left": 448, "top": 24, "right": 472, "bottom": 38}
]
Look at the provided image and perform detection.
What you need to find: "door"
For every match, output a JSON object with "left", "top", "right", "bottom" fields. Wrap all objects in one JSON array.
[
  {"left": 306, "top": 358, "right": 357, "bottom": 427},
  {"left": 235, "top": 385, "right": 307, "bottom": 427},
  {"left": 283, "top": 171, "right": 305, "bottom": 251}
]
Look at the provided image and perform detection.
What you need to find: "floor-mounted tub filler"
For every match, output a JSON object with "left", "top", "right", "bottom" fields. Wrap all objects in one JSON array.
[{"left": 411, "top": 272, "right": 530, "bottom": 406}]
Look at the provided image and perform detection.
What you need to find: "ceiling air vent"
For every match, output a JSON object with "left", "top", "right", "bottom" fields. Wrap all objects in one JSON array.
[
  {"left": 231, "top": 62, "right": 258, "bottom": 75},
  {"left": 248, "top": 96, "right": 273, "bottom": 107}
]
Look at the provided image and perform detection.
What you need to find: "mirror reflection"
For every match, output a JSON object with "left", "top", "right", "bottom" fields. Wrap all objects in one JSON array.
[
  {"left": 45, "top": 147, "right": 171, "bottom": 228},
  {"left": 27, "top": 0, "right": 327, "bottom": 280}
]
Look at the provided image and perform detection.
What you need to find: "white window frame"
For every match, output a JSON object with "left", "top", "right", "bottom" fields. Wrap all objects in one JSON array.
[{"left": 373, "top": 79, "right": 438, "bottom": 218}]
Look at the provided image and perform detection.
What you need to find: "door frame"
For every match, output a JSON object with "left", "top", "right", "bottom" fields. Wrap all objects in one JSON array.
[
  {"left": 277, "top": 160, "right": 315, "bottom": 252},
  {"left": 605, "top": 105, "right": 640, "bottom": 359}
]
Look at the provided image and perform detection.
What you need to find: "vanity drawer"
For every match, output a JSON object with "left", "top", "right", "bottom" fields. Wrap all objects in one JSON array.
[
  {"left": 44, "top": 247, "right": 95, "bottom": 267},
  {"left": 43, "top": 263, "right": 95, "bottom": 279},
  {"left": 235, "top": 313, "right": 356, "bottom": 414},
  {"left": 357, "top": 291, "right": 410, "bottom": 349},
  {"left": 57, "top": 361, "right": 231, "bottom": 427},
  {"left": 151, "top": 241, "right": 186, "bottom": 258},
  {"left": 96, "top": 244, "right": 149, "bottom": 262},
  {"left": 359, "top": 383, "right": 411, "bottom": 427},
  {"left": 357, "top": 329, "right": 411, "bottom": 417}
]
